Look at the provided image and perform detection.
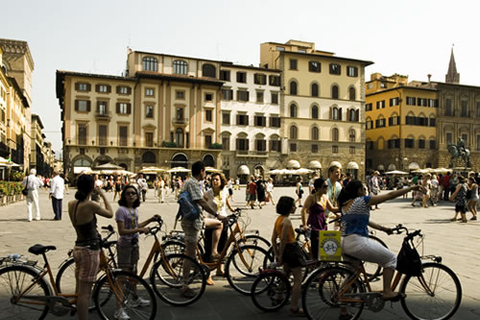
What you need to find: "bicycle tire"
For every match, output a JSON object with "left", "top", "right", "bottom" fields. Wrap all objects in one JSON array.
[
  {"left": 161, "top": 240, "right": 186, "bottom": 255},
  {"left": 0, "top": 265, "right": 50, "bottom": 320},
  {"left": 93, "top": 270, "right": 157, "bottom": 320},
  {"left": 150, "top": 253, "right": 206, "bottom": 306},
  {"left": 302, "top": 265, "right": 365, "bottom": 320},
  {"left": 225, "top": 245, "right": 270, "bottom": 295},
  {"left": 400, "top": 262, "right": 462, "bottom": 320},
  {"left": 251, "top": 271, "right": 291, "bottom": 312},
  {"left": 364, "top": 235, "right": 388, "bottom": 281},
  {"left": 242, "top": 234, "right": 271, "bottom": 251}
]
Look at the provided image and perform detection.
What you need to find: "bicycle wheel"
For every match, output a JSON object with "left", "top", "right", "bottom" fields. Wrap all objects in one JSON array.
[
  {"left": 93, "top": 270, "right": 157, "bottom": 320},
  {"left": 161, "top": 240, "right": 186, "bottom": 255},
  {"left": 251, "top": 271, "right": 291, "bottom": 312},
  {"left": 243, "top": 235, "right": 271, "bottom": 251},
  {"left": 400, "top": 262, "right": 462, "bottom": 320},
  {"left": 0, "top": 265, "right": 50, "bottom": 320},
  {"left": 364, "top": 235, "right": 388, "bottom": 281},
  {"left": 150, "top": 253, "right": 206, "bottom": 306},
  {"left": 225, "top": 245, "right": 270, "bottom": 295},
  {"left": 302, "top": 266, "right": 365, "bottom": 320}
]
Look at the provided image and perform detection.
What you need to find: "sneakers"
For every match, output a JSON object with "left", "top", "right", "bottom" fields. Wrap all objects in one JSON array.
[
  {"left": 114, "top": 308, "right": 130, "bottom": 320},
  {"left": 128, "top": 296, "right": 150, "bottom": 307}
]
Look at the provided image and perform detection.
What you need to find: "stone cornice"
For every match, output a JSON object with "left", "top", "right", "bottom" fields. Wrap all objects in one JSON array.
[{"left": 0, "top": 39, "right": 34, "bottom": 70}]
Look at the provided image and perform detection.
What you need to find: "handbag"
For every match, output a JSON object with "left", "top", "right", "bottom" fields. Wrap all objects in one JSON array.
[
  {"left": 396, "top": 240, "right": 422, "bottom": 276},
  {"left": 22, "top": 176, "right": 29, "bottom": 196}
]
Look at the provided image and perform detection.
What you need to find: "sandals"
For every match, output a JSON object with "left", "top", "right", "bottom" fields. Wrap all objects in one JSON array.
[{"left": 290, "top": 307, "right": 305, "bottom": 317}]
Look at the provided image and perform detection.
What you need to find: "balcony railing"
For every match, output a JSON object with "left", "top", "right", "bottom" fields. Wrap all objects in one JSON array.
[
  {"left": 95, "top": 111, "right": 112, "bottom": 119},
  {"left": 172, "top": 117, "right": 188, "bottom": 126}
]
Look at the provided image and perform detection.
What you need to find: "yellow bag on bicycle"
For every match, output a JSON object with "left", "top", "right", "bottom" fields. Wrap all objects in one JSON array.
[{"left": 319, "top": 230, "right": 342, "bottom": 261}]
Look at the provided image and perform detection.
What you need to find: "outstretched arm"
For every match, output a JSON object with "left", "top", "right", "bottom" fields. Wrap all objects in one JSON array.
[{"left": 368, "top": 185, "right": 423, "bottom": 206}]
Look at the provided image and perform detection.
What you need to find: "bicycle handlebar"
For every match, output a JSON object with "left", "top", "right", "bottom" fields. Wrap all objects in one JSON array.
[
  {"left": 390, "top": 224, "right": 423, "bottom": 241},
  {"left": 148, "top": 216, "right": 164, "bottom": 236}
]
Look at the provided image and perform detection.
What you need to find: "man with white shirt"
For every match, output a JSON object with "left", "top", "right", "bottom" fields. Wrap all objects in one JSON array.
[
  {"left": 49, "top": 171, "right": 65, "bottom": 220},
  {"left": 137, "top": 173, "right": 148, "bottom": 202},
  {"left": 21, "top": 169, "right": 44, "bottom": 222}
]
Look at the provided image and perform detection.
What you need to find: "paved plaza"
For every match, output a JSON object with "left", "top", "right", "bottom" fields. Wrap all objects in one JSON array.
[{"left": 0, "top": 186, "right": 479, "bottom": 319}]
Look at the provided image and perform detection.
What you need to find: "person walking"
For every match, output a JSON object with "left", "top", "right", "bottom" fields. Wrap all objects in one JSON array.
[
  {"left": 247, "top": 176, "right": 258, "bottom": 209},
  {"left": 137, "top": 173, "right": 148, "bottom": 202},
  {"left": 68, "top": 174, "right": 113, "bottom": 320},
  {"left": 295, "top": 177, "right": 304, "bottom": 208},
  {"left": 21, "top": 169, "right": 44, "bottom": 222},
  {"left": 449, "top": 175, "right": 468, "bottom": 223},
  {"left": 113, "top": 176, "right": 123, "bottom": 201},
  {"left": 326, "top": 164, "right": 343, "bottom": 229},
  {"left": 466, "top": 176, "right": 478, "bottom": 221},
  {"left": 49, "top": 171, "right": 65, "bottom": 220},
  {"left": 442, "top": 172, "right": 451, "bottom": 201},
  {"left": 265, "top": 178, "right": 275, "bottom": 205}
]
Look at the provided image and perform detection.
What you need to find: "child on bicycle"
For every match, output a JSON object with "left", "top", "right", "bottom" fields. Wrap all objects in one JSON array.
[
  {"left": 271, "top": 196, "right": 306, "bottom": 316},
  {"left": 115, "top": 185, "right": 159, "bottom": 320}
]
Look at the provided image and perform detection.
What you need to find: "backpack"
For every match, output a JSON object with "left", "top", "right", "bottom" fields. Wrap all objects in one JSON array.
[
  {"left": 396, "top": 240, "right": 422, "bottom": 276},
  {"left": 176, "top": 190, "right": 201, "bottom": 221}
]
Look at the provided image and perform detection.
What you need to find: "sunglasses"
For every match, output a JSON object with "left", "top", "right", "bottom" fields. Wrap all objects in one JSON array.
[{"left": 125, "top": 192, "right": 137, "bottom": 196}]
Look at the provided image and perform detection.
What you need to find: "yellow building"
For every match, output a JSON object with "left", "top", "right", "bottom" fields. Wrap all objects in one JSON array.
[
  {"left": 260, "top": 40, "right": 372, "bottom": 178},
  {"left": 365, "top": 73, "right": 438, "bottom": 172}
]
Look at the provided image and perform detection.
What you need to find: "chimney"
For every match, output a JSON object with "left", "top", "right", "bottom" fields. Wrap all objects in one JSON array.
[{"left": 427, "top": 74, "right": 431, "bottom": 83}]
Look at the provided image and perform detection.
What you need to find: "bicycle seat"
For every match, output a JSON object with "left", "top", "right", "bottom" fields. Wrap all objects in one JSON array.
[{"left": 28, "top": 244, "right": 57, "bottom": 255}]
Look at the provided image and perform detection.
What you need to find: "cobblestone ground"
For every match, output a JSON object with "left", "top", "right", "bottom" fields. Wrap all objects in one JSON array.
[{"left": 0, "top": 186, "right": 478, "bottom": 319}]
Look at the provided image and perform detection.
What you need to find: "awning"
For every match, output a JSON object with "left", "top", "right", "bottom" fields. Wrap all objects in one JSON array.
[
  {"left": 408, "top": 162, "right": 420, "bottom": 170},
  {"left": 286, "top": 160, "right": 300, "bottom": 169},
  {"left": 308, "top": 160, "right": 322, "bottom": 169},
  {"left": 329, "top": 161, "right": 342, "bottom": 169},
  {"left": 387, "top": 164, "right": 396, "bottom": 171},
  {"left": 74, "top": 166, "right": 92, "bottom": 174},
  {"left": 346, "top": 161, "right": 359, "bottom": 170},
  {"left": 377, "top": 165, "right": 385, "bottom": 171},
  {"left": 237, "top": 165, "right": 250, "bottom": 175}
]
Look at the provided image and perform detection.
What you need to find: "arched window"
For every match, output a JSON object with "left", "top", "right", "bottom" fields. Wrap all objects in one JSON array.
[
  {"left": 142, "top": 151, "right": 156, "bottom": 163},
  {"left": 332, "top": 107, "right": 341, "bottom": 120},
  {"left": 171, "top": 154, "right": 188, "bottom": 168},
  {"left": 312, "top": 105, "right": 319, "bottom": 119},
  {"left": 311, "top": 83, "right": 319, "bottom": 97},
  {"left": 332, "top": 85, "right": 339, "bottom": 99},
  {"left": 290, "top": 81, "right": 298, "bottom": 95},
  {"left": 175, "top": 128, "right": 184, "bottom": 147},
  {"left": 142, "top": 57, "right": 158, "bottom": 72},
  {"left": 311, "top": 127, "right": 319, "bottom": 140},
  {"left": 203, "top": 154, "right": 215, "bottom": 167},
  {"left": 349, "top": 87, "right": 356, "bottom": 101},
  {"left": 173, "top": 60, "right": 188, "bottom": 75},
  {"left": 290, "top": 126, "right": 298, "bottom": 139},
  {"left": 202, "top": 64, "right": 216, "bottom": 78},
  {"left": 290, "top": 104, "right": 297, "bottom": 118},
  {"left": 332, "top": 128, "right": 339, "bottom": 142},
  {"left": 349, "top": 129, "right": 356, "bottom": 142}
]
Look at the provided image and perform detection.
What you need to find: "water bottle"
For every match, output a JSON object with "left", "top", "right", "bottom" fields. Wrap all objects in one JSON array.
[{"left": 8, "top": 254, "right": 21, "bottom": 261}]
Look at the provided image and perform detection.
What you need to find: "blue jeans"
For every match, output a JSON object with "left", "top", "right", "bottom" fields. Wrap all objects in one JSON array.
[{"left": 52, "top": 197, "right": 63, "bottom": 220}]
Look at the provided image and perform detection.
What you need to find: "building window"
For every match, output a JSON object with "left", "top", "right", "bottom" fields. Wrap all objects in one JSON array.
[
  {"left": 366, "top": 103, "right": 372, "bottom": 111},
  {"left": 311, "top": 127, "right": 319, "bottom": 140},
  {"left": 202, "top": 64, "right": 216, "bottom": 78},
  {"left": 348, "top": 109, "right": 360, "bottom": 122},
  {"left": 175, "top": 129, "right": 184, "bottom": 147},
  {"left": 289, "top": 59, "right": 298, "bottom": 70},
  {"left": 332, "top": 85, "right": 339, "bottom": 99},
  {"left": 119, "top": 126, "right": 128, "bottom": 146},
  {"left": 367, "top": 141, "right": 374, "bottom": 150},
  {"left": 366, "top": 120, "right": 373, "bottom": 129},
  {"left": 309, "top": 61, "right": 321, "bottom": 72},
  {"left": 173, "top": 60, "right": 188, "bottom": 75},
  {"left": 76, "top": 83, "right": 90, "bottom": 91},
  {"left": 98, "top": 126, "right": 107, "bottom": 145},
  {"left": 349, "top": 129, "right": 356, "bottom": 142},
  {"left": 205, "top": 93, "right": 213, "bottom": 102},
  {"left": 389, "top": 115, "right": 400, "bottom": 126},
  {"left": 96, "top": 84, "right": 111, "bottom": 93},
  {"left": 376, "top": 100, "right": 385, "bottom": 109},
  {"left": 405, "top": 138, "right": 414, "bottom": 148},
  {"left": 256, "top": 139, "right": 267, "bottom": 152},
  {"left": 145, "top": 88, "right": 154, "bottom": 96},
  {"left": 256, "top": 91, "right": 264, "bottom": 103},
  {"left": 205, "top": 109, "right": 213, "bottom": 122},
  {"left": 290, "top": 126, "right": 298, "bottom": 139},
  {"left": 222, "top": 136, "right": 230, "bottom": 150},
  {"left": 237, "top": 114, "right": 249, "bottom": 126},
  {"left": 390, "top": 97, "right": 399, "bottom": 106},
  {"left": 445, "top": 99, "right": 453, "bottom": 116},
  {"left": 276, "top": 46, "right": 285, "bottom": 51},
  {"left": 205, "top": 135, "right": 212, "bottom": 148},
  {"left": 446, "top": 132, "right": 453, "bottom": 146},
  {"left": 388, "top": 139, "right": 400, "bottom": 149},
  {"left": 476, "top": 101, "right": 480, "bottom": 117},
  {"left": 142, "top": 57, "right": 158, "bottom": 72},
  {"left": 146, "top": 105, "right": 154, "bottom": 118},
  {"left": 254, "top": 115, "right": 266, "bottom": 127},
  {"left": 312, "top": 105, "right": 319, "bottom": 119},
  {"left": 347, "top": 66, "right": 358, "bottom": 77},
  {"left": 222, "top": 112, "right": 230, "bottom": 125},
  {"left": 236, "top": 72, "right": 247, "bottom": 83},
  {"left": 332, "top": 146, "right": 339, "bottom": 153},
  {"left": 222, "top": 88, "right": 233, "bottom": 100},
  {"left": 406, "top": 97, "right": 416, "bottom": 105},
  {"left": 237, "top": 90, "right": 249, "bottom": 102},
  {"left": 417, "top": 98, "right": 428, "bottom": 106},
  {"left": 430, "top": 139, "right": 437, "bottom": 149},
  {"left": 290, "top": 143, "right": 297, "bottom": 152},
  {"left": 349, "top": 146, "right": 356, "bottom": 154},
  {"left": 311, "top": 144, "right": 318, "bottom": 153},
  {"left": 375, "top": 118, "right": 386, "bottom": 128},
  {"left": 145, "top": 132, "right": 154, "bottom": 147},
  {"left": 269, "top": 75, "right": 281, "bottom": 86},
  {"left": 176, "top": 90, "right": 185, "bottom": 100},
  {"left": 290, "top": 81, "right": 298, "bottom": 95},
  {"left": 461, "top": 100, "right": 468, "bottom": 117},
  {"left": 311, "top": 83, "right": 319, "bottom": 97},
  {"left": 418, "top": 139, "right": 425, "bottom": 149},
  {"left": 331, "top": 107, "right": 341, "bottom": 120},
  {"left": 429, "top": 117, "right": 436, "bottom": 126},
  {"left": 254, "top": 74, "right": 267, "bottom": 85},
  {"left": 220, "top": 70, "right": 230, "bottom": 81},
  {"left": 332, "top": 128, "right": 339, "bottom": 142},
  {"left": 117, "top": 86, "right": 131, "bottom": 95},
  {"left": 116, "top": 103, "right": 131, "bottom": 114},
  {"left": 270, "top": 139, "right": 281, "bottom": 152},
  {"left": 175, "top": 107, "right": 184, "bottom": 121},
  {"left": 78, "top": 124, "right": 87, "bottom": 145},
  {"left": 271, "top": 92, "right": 279, "bottom": 104},
  {"left": 97, "top": 102, "right": 108, "bottom": 116},
  {"left": 329, "top": 63, "right": 341, "bottom": 75},
  {"left": 349, "top": 87, "right": 356, "bottom": 101},
  {"left": 290, "top": 104, "right": 297, "bottom": 118},
  {"left": 236, "top": 138, "right": 249, "bottom": 151},
  {"left": 270, "top": 116, "right": 281, "bottom": 128}
]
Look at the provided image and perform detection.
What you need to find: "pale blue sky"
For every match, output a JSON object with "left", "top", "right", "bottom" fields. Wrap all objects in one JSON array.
[{"left": 2, "top": 0, "right": 477, "bottom": 155}]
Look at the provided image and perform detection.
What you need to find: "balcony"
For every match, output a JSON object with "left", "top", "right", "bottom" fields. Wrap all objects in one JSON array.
[
  {"left": 172, "top": 117, "right": 188, "bottom": 127},
  {"left": 236, "top": 150, "right": 269, "bottom": 158},
  {"left": 95, "top": 111, "right": 112, "bottom": 119}
]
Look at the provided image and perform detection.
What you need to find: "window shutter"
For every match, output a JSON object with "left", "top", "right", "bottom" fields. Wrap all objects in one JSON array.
[
  {"left": 127, "top": 104, "right": 132, "bottom": 114},
  {"left": 356, "top": 110, "right": 360, "bottom": 121},
  {"left": 116, "top": 86, "right": 121, "bottom": 94},
  {"left": 347, "top": 108, "right": 351, "bottom": 121},
  {"left": 236, "top": 139, "right": 239, "bottom": 150},
  {"left": 75, "top": 83, "right": 79, "bottom": 90},
  {"left": 236, "top": 115, "right": 240, "bottom": 125},
  {"left": 75, "top": 100, "right": 79, "bottom": 111},
  {"left": 86, "top": 84, "right": 91, "bottom": 91},
  {"left": 246, "top": 139, "right": 249, "bottom": 150},
  {"left": 116, "top": 103, "right": 120, "bottom": 113},
  {"left": 107, "top": 85, "right": 111, "bottom": 93},
  {"left": 96, "top": 101, "right": 100, "bottom": 112},
  {"left": 95, "top": 84, "right": 100, "bottom": 92},
  {"left": 329, "top": 107, "right": 332, "bottom": 120},
  {"left": 127, "top": 87, "right": 132, "bottom": 94},
  {"left": 86, "top": 101, "right": 91, "bottom": 112},
  {"left": 339, "top": 108, "right": 342, "bottom": 121}
]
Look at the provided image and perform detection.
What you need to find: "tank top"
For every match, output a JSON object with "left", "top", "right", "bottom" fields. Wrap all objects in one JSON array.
[
  {"left": 274, "top": 215, "right": 295, "bottom": 244},
  {"left": 455, "top": 184, "right": 467, "bottom": 206},
  {"left": 73, "top": 201, "right": 100, "bottom": 249},
  {"left": 307, "top": 196, "right": 327, "bottom": 231}
]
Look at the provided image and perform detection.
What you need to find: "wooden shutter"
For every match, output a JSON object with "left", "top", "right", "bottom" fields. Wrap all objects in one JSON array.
[
  {"left": 116, "top": 103, "right": 120, "bottom": 113},
  {"left": 246, "top": 139, "right": 249, "bottom": 150},
  {"left": 339, "top": 108, "right": 342, "bottom": 121},
  {"left": 86, "top": 84, "right": 91, "bottom": 91},
  {"left": 86, "top": 101, "right": 91, "bottom": 112},
  {"left": 75, "top": 83, "right": 79, "bottom": 90},
  {"left": 127, "top": 103, "right": 132, "bottom": 114},
  {"left": 329, "top": 107, "right": 332, "bottom": 120},
  {"left": 75, "top": 100, "right": 79, "bottom": 111}
]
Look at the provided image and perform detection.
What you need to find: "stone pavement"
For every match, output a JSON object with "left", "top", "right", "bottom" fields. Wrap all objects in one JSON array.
[{"left": 0, "top": 186, "right": 479, "bottom": 319}]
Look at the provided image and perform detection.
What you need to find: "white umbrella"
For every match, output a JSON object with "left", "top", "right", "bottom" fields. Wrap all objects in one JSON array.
[
  {"left": 167, "top": 167, "right": 191, "bottom": 173},
  {"left": 139, "top": 166, "right": 165, "bottom": 173},
  {"left": 385, "top": 170, "right": 409, "bottom": 175},
  {"left": 293, "top": 168, "right": 313, "bottom": 175},
  {"left": 94, "top": 163, "right": 123, "bottom": 170},
  {"left": 205, "top": 167, "right": 222, "bottom": 173}
]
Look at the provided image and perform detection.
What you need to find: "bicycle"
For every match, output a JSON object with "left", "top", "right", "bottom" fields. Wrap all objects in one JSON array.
[
  {"left": 301, "top": 224, "right": 462, "bottom": 320},
  {"left": 0, "top": 240, "right": 157, "bottom": 320},
  {"left": 162, "top": 208, "right": 272, "bottom": 295}
]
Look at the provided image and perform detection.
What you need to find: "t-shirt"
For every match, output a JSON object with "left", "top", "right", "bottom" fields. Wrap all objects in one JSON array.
[
  {"left": 341, "top": 196, "right": 371, "bottom": 238},
  {"left": 115, "top": 206, "right": 139, "bottom": 247},
  {"left": 204, "top": 188, "right": 229, "bottom": 218},
  {"left": 182, "top": 177, "right": 203, "bottom": 216}
]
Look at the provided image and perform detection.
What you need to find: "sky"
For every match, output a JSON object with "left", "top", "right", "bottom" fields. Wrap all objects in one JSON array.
[{"left": 2, "top": 0, "right": 478, "bottom": 157}]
